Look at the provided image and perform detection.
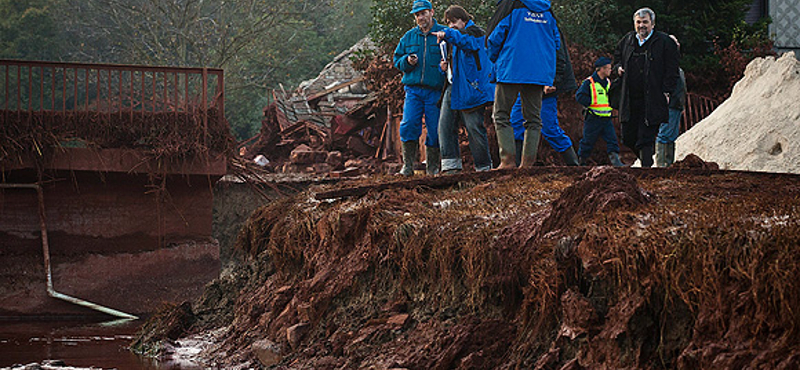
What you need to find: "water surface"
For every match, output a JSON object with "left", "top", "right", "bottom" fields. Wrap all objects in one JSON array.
[{"left": 0, "top": 319, "right": 201, "bottom": 370}]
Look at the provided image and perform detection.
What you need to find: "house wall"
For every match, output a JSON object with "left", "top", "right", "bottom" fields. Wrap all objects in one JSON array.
[{"left": 771, "top": 0, "right": 800, "bottom": 53}]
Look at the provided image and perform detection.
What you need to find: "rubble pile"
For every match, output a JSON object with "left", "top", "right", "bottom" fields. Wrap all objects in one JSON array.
[
  {"left": 243, "top": 38, "right": 401, "bottom": 178},
  {"left": 676, "top": 52, "right": 800, "bottom": 174},
  {"left": 134, "top": 166, "right": 800, "bottom": 369}
]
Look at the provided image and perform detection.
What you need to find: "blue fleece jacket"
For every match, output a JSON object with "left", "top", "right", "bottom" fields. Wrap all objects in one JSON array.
[
  {"left": 487, "top": 0, "right": 559, "bottom": 85},
  {"left": 440, "top": 20, "right": 495, "bottom": 110},
  {"left": 394, "top": 20, "right": 447, "bottom": 90}
]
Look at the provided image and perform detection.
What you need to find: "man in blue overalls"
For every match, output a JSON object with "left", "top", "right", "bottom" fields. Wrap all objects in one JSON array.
[{"left": 393, "top": 0, "right": 446, "bottom": 176}]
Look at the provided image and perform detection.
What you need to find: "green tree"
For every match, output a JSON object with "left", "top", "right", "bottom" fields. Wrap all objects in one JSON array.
[
  {"left": 604, "top": 0, "right": 759, "bottom": 72},
  {"left": 551, "top": 0, "right": 620, "bottom": 50},
  {"left": 0, "top": 0, "right": 65, "bottom": 60},
  {"left": 53, "top": 0, "right": 371, "bottom": 140},
  {"left": 368, "top": 0, "right": 768, "bottom": 77},
  {"left": 369, "top": 0, "right": 493, "bottom": 47}
]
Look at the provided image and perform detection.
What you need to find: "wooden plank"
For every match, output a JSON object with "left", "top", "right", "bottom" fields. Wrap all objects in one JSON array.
[
  {"left": 306, "top": 76, "right": 367, "bottom": 102},
  {"left": 375, "top": 107, "right": 390, "bottom": 159}
]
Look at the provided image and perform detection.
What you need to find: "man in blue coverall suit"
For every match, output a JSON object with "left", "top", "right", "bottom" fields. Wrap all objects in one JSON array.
[{"left": 393, "top": 0, "right": 446, "bottom": 176}]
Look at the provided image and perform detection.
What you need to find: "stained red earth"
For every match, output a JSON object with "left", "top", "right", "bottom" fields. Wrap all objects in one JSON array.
[{"left": 134, "top": 162, "right": 800, "bottom": 369}]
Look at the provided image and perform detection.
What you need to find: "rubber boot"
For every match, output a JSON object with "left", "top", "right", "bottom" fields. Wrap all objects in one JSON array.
[
  {"left": 559, "top": 146, "right": 579, "bottom": 166},
  {"left": 519, "top": 129, "right": 541, "bottom": 168},
  {"left": 495, "top": 124, "right": 517, "bottom": 169},
  {"left": 640, "top": 145, "right": 655, "bottom": 168},
  {"left": 398, "top": 140, "right": 418, "bottom": 176},
  {"left": 514, "top": 140, "right": 523, "bottom": 167},
  {"left": 665, "top": 142, "right": 675, "bottom": 167},
  {"left": 426, "top": 146, "right": 441, "bottom": 175},
  {"left": 608, "top": 152, "right": 624, "bottom": 167},
  {"left": 655, "top": 142, "right": 667, "bottom": 168}
]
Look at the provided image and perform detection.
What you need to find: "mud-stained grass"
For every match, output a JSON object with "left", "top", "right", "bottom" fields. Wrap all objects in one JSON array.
[
  {"left": 237, "top": 174, "right": 571, "bottom": 312},
  {"left": 134, "top": 167, "right": 800, "bottom": 369},
  {"left": 508, "top": 171, "right": 800, "bottom": 369},
  {"left": 0, "top": 108, "right": 234, "bottom": 170},
  {"left": 130, "top": 302, "right": 196, "bottom": 357}
]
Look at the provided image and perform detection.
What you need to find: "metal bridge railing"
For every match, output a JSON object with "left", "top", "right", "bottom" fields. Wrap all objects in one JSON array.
[
  {"left": 0, "top": 59, "right": 224, "bottom": 129},
  {"left": 681, "top": 92, "right": 721, "bottom": 133}
]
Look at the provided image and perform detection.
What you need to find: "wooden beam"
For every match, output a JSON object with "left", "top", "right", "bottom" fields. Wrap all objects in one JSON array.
[{"left": 306, "top": 76, "right": 367, "bottom": 102}]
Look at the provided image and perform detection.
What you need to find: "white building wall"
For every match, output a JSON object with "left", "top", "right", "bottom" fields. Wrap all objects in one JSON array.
[{"left": 771, "top": 0, "right": 800, "bottom": 52}]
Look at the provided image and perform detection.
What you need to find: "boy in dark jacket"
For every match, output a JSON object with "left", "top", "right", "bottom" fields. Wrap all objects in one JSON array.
[
  {"left": 432, "top": 5, "right": 494, "bottom": 173},
  {"left": 575, "top": 57, "right": 625, "bottom": 166}
]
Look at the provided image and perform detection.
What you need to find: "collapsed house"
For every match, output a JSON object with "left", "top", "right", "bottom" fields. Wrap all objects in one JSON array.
[{"left": 243, "top": 38, "right": 406, "bottom": 177}]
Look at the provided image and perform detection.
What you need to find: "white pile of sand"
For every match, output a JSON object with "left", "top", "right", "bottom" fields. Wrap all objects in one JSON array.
[{"left": 675, "top": 52, "right": 800, "bottom": 174}]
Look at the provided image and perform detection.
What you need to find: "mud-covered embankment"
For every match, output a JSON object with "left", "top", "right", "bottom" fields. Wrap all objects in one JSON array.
[{"left": 133, "top": 165, "right": 800, "bottom": 369}]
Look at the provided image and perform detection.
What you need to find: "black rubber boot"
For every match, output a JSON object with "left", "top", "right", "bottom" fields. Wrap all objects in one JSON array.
[
  {"left": 398, "top": 141, "right": 419, "bottom": 176},
  {"left": 560, "top": 146, "right": 580, "bottom": 166},
  {"left": 425, "top": 146, "right": 441, "bottom": 175}
]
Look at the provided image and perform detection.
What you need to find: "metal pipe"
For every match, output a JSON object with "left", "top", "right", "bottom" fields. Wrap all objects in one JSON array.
[{"left": 0, "top": 183, "right": 138, "bottom": 320}]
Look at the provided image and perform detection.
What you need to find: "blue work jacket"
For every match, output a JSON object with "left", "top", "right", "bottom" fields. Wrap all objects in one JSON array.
[
  {"left": 394, "top": 20, "right": 447, "bottom": 90},
  {"left": 487, "top": 0, "right": 559, "bottom": 86},
  {"left": 440, "top": 21, "right": 495, "bottom": 110}
]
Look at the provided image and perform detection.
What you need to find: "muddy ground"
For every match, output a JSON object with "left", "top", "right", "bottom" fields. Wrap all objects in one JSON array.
[{"left": 133, "top": 162, "right": 800, "bottom": 369}]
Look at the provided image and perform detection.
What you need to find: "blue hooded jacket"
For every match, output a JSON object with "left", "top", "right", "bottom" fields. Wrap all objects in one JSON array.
[
  {"left": 394, "top": 20, "right": 447, "bottom": 90},
  {"left": 441, "top": 20, "right": 495, "bottom": 110},
  {"left": 486, "top": 0, "right": 559, "bottom": 85}
]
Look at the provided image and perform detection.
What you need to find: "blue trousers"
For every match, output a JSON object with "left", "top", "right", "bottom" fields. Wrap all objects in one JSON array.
[
  {"left": 511, "top": 95, "right": 573, "bottom": 152},
  {"left": 578, "top": 114, "right": 620, "bottom": 159},
  {"left": 438, "top": 86, "right": 493, "bottom": 171},
  {"left": 657, "top": 108, "right": 683, "bottom": 144},
  {"left": 399, "top": 85, "right": 441, "bottom": 148}
]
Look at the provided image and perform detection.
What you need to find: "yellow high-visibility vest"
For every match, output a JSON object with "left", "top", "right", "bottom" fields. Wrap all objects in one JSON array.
[{"left": 588, "top": 76, "right": 612, "bottom": 117}]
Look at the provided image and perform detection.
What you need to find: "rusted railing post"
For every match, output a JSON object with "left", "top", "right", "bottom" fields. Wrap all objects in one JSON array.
[
  {"left": 218, "top": 71, "right": 225, "bottom": 121},
  {"left": 202, "top": 67, "right": 208, "bottom": 144}
]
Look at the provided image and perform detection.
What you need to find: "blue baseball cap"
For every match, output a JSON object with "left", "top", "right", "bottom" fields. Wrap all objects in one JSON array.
[
  {"left": 594, "top": 57, "right": 612, "bottom": 68},
  {"left": 410, "top": 0, "right": 432, "bottom": 14}
]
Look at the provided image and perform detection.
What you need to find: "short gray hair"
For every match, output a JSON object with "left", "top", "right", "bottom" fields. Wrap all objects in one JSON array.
[{"left": 633, "top": 7, "right": 655, "bottom": 23}]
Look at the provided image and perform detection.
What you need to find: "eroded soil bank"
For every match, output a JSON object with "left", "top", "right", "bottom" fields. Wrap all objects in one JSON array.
[{"left": 134, "top": 164, "right": 800, "bottom": 369}]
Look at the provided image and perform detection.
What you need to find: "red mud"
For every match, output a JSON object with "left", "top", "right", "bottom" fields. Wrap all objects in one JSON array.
[{"left": 134, "top": 166, "right": 800, "bottom": 369}]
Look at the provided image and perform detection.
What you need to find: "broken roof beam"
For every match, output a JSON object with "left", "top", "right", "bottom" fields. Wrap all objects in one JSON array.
[
  {"left": 306, "top": 76, "right": 367, "bottom": 102},
  {"left": 280, "top": 120, "right": 329, "bottom": 139}
]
